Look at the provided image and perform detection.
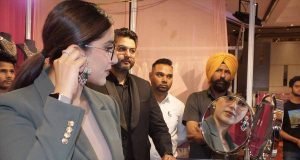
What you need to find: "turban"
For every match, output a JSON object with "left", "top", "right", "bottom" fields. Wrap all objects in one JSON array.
[{"left": 206, "top": 52, "right": 238, "bottom": 82}]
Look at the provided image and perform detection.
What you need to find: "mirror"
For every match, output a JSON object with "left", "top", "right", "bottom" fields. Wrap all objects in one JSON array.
[
  {"left": 201, "top": 95, "right": 253, "bottom": 156},
  {"left": 248, "top": 95, "right": 283, "bottom": 159}
]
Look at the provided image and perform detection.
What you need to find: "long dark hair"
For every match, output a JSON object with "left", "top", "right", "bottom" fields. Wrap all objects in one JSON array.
[{"left": 10, "top": 0, "right": 112, "bottom": 90}]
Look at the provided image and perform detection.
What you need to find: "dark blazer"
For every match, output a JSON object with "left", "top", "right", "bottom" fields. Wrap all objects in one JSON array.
[
  {"left": 0, "top": 71, "right": 124, "bottom": 160},
  {"left": 89, "top": 73, "right": 172, "bottom": 160}
]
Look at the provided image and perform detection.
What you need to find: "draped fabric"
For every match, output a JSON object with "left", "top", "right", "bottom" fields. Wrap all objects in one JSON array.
[
  {"left": 32, "top": 0, "right": 61, "bottom": 50},
  {"left": 131, "top": 0, "right": 228, "bottom": 102},
  {"left": 32, "top": 0, "right": 130, "bottom": 50},
  {"left": 0, "top": 0, "right": 26, "bottom": 69}
]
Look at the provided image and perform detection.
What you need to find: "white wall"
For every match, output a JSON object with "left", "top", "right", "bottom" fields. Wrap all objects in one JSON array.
[{"left": 269, "top": 42, "right": 300, "bottom": 92}]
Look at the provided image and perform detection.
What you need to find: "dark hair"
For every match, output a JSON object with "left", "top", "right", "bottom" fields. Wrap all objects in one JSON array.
[
  {"left": 152, "top": 58, "right": 173, "bottom": 68},
  {"left": 114, "top": 27, "right": 138, "bottom": 44},
  {"left": 0, "top": 51, "right": 16, "bottom": 65},
  {"left": 10, "top": 0, "right": 112, "bottom": 90},
  {"left": 289, "top": 76, "right": 300, "bottom": 87}
]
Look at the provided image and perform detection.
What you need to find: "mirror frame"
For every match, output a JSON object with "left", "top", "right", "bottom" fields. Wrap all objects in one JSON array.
[{"left": 201, "top": 95, "right": 254, "bottom": 155}]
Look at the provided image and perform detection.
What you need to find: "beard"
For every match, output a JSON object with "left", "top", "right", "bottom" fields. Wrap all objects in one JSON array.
[
  {"left": 156, "top": 84, "right": 170, "bottom": 93},
  {"left": 113, "top": 58, "right": 134, "bottom": 72},
  {"left": 211, "top": 78, "right": 231, "bottom": 93},
  {"left": 292, "top": 90, "right": 300, "bottom": 97}
]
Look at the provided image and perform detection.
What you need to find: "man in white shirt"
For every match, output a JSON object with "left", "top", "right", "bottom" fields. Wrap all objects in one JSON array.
[{"left": 149, "top": 58, "right": 187, "bottom": 159}]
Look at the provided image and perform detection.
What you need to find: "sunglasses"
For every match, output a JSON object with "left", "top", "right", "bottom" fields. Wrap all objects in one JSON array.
[{"left": 223, "top": 95, "right": 248, "bottom": 110}]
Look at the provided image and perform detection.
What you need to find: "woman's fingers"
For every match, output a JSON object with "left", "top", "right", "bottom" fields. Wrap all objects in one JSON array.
[{"left": 53, "top": 45, "right": 87, "bottom": 98}]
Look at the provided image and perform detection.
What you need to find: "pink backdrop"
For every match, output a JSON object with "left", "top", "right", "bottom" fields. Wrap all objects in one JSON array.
[
  {"left": 32, "top": 0, "right": 130, "bottom": 50},
  {"left": 132, "top": 0, "right": 228, "bottom": 102}
]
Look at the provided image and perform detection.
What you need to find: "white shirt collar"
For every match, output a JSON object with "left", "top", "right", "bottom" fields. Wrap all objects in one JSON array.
[{"left": 159, "top": 93, "right": 171, "bottom": 104}]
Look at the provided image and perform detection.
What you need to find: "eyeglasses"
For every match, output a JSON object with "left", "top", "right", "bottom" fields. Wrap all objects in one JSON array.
[
  {"left": 85, "top": 44, "right": 114, "bottom": 60},
  {"left": 115, "top": 45, "right": 136, "bottom": 54},
  {"left": 223, "top": 95, "right": 248, "bottom": 111}
]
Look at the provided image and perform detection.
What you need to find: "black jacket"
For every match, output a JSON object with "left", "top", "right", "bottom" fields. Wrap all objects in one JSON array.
[{"left": 88, "top": 73, "right": 172, "bottom": 160}]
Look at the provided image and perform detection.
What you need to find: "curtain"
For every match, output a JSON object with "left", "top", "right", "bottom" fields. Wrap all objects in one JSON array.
[
  {"left": 93, "top": 0, "right": 130, "bottom": 29},
  {"left": 32, "top": 0, "right": 130, "bottom": 50},
  {"left": 132, "top": 0, "right": 228, "bottom": 102},
  {"left": 0, "top": 0, "right": 26, "bottom": 69},
  {"left": 32, "top": 0, "right": 61, "bottom": 50}
]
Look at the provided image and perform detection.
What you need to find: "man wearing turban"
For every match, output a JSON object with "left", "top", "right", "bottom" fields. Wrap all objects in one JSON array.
[{"left": 182, "top": 52, "right": 238, "bottom": 159}]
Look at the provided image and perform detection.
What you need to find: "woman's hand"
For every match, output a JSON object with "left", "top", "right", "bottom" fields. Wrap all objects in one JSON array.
[{"left": 52, "top": 45, "right": 87, "bottom": 100}]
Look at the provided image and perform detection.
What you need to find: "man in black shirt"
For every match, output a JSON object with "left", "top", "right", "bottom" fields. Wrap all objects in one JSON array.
[
  {"left": 88, "top": 28, "right": 174, "bottom": 160},
  {"left": 280, "top": 76, "right": 300, "bottom": 160}
]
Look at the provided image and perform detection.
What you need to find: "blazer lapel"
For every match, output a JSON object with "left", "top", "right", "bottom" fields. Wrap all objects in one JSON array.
[
  {"left": 105, "top": 81, "right": 128, "bottom": 130},
  {"left": 128, "top": 76, "right": 140, "bottom": 129},
  {"left": 84, "top": 88, "right": 124, "bottom": 160}
]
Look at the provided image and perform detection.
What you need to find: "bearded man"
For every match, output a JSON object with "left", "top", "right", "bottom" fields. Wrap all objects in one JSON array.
[
  {"left": 182, "top": 52, "right": 238, "bottom": 159},
  {"left": 88, "top": 28, "right": 174, "bottom": 160}
]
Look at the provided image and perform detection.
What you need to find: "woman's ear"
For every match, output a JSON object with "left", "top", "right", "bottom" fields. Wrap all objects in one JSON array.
[{"left": 65, "top": 44, "right": 86, "bottom": 57}]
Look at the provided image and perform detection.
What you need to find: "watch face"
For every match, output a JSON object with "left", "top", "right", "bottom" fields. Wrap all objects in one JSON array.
[
  {"left": 49, "top": 93, "right": 59, "bottom": 99},
  {"left": 49, "top": 93, "right": 71, "bottom": 104}
]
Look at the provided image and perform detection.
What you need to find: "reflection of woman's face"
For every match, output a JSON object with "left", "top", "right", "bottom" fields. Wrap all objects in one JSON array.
[{"left": 214, "top": 96, "right": 248, "bottom": 126}]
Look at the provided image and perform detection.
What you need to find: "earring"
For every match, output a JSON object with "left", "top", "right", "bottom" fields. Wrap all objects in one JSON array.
[
  {"left": 240, "top": 115, "right": 249, "bottom": 131},
  {"left": 78, "top": 65, "right": 92, "bottom": 86}
]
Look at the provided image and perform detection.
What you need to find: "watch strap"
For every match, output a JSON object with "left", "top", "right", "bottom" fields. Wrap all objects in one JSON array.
[{"left": 49, "top": 93, "right": 71, "bottom": 104}]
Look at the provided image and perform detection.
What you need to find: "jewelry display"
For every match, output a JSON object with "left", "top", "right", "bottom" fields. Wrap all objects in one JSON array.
[
  {"left": 0, "top": 36, "right": 17, "bottom": 57},
  {"left": 23, "top": 42, "right": 38, "bottom": 57}
]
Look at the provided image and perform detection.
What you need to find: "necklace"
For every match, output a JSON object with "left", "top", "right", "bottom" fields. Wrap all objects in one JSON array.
[{"left": 23, "top": 42, "right": 37, "bottom": 57}]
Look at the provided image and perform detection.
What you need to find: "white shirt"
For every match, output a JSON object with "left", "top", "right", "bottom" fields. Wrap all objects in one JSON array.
[{"left": 149, "top": 94, "right": 186, "bottom": 160}]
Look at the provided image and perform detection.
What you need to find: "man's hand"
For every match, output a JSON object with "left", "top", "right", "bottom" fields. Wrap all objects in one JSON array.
[
  {"left": 297, "top": 139, "right": 300, "bottom": 148},
  {"left": 186, "top": 121, "right": 205, "bottom": 144},
  {"left": 161, "top": 154, "right": 176, "bottom": 160},
  {"left": 280, "top": 130, "right": 300, "bottom": 148}
]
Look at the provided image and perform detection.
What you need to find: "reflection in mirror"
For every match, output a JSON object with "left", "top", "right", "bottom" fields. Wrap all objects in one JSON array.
[
  {"left": 201, "top": 95, "right": 252, "bottom": 155},
  {"left": 249, "top": 94, "right": 281, "bottom": 159}
]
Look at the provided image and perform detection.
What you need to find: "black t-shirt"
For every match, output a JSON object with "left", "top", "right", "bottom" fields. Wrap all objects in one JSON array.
[{"left": 282, "top": 100, "right": 300, "bottom": 152}]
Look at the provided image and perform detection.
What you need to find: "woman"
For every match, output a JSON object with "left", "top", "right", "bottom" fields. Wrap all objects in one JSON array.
[
  {"left": 202, "top": 95, "right": 249, "bottom": 153},
  {"left": 0, "top": 1, "right": 124, "bottom": 160}
]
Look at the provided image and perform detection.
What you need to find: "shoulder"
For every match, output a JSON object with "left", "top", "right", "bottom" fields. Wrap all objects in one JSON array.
[
  {"left": 187, "top": 90, "right": 208, "bottom": 101},
  {"left": 0, "top": 85, "right": 38, "bottom": 105},
  {"left": 129, "top": 74, "right": 150, "bottom": 86},
  {"left": 190, "top": 90, "right": 208, "bottom": 97},
  {"left": 0, "top": 85, "right": 42, "bottom": 115},
  {"left": 168, "top": 94, "right": 184, "bottom": 107}
]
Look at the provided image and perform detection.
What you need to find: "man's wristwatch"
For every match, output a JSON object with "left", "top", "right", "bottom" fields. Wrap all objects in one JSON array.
[{"left": 49, "top": 93, "right": 71, "bottom": 104}]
